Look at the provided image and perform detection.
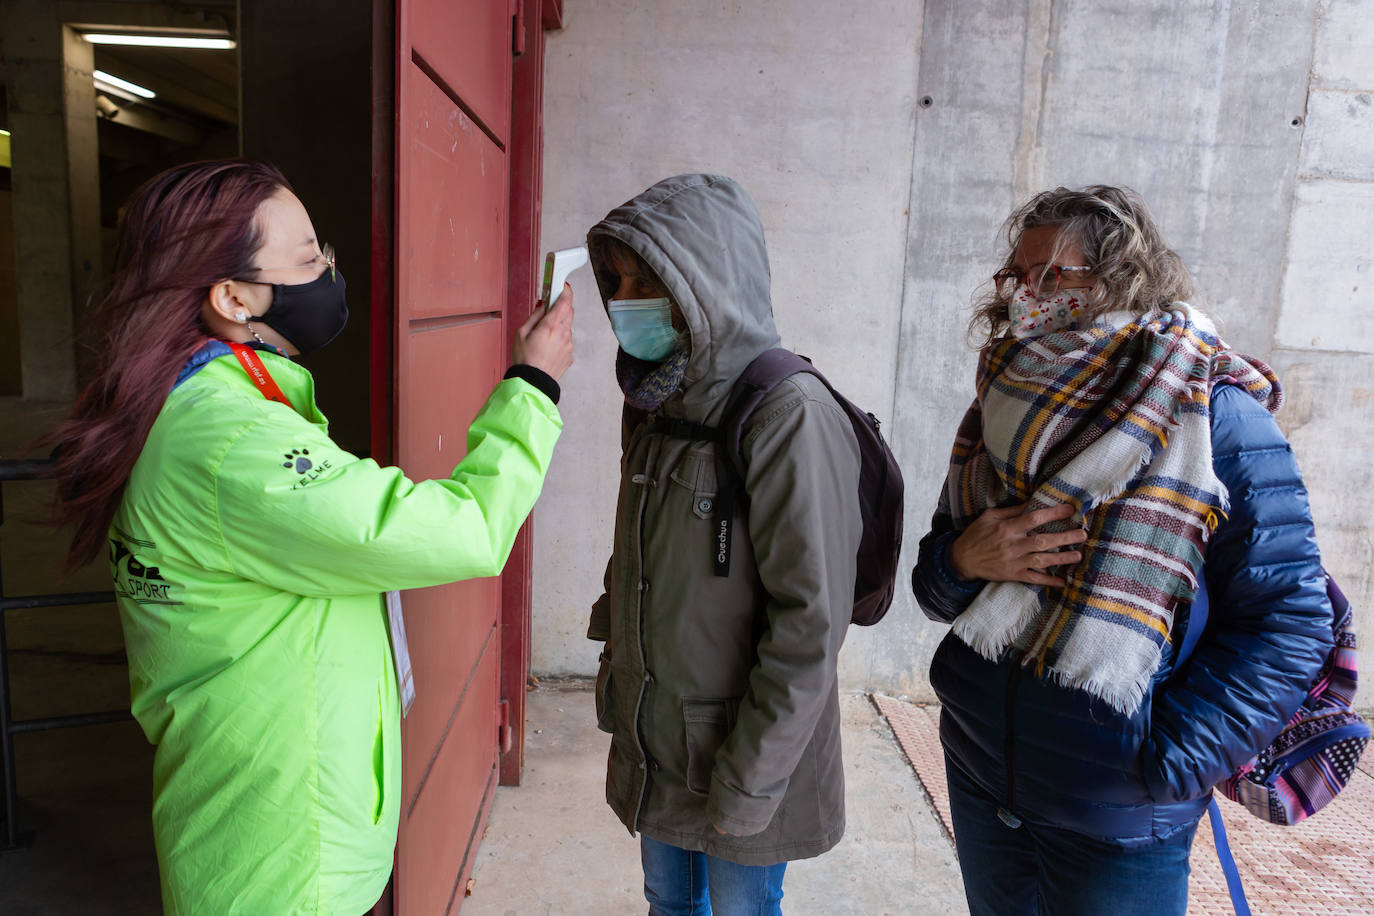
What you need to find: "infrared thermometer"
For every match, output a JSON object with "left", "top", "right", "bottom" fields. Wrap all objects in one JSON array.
[{"left": 540, "top": 246, "right": 589, "bottom": 311}]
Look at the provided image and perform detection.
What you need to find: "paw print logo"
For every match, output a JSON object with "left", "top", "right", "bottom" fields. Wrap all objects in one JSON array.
[{"left": 283, "top": 448, "right": 312, "bottom": 474}]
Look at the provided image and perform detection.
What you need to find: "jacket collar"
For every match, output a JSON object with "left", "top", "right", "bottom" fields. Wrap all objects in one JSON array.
[
  {"left": 175, "top": 339, "right": 324, "bottom": 425},
  {"left": 175, "top": 339, "right": 290, "bottom": 388}
]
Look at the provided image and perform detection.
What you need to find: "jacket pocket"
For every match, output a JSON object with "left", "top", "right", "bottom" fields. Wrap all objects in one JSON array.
[
  {"left": 682, "top": 696, "right": 737, "bottom": 795},
  {"left": 595, "top": 649, "right": 615, "bottom": 734},
  {"left": 372, "top": 681, "right": 387, "bottom": 824},
  {"left": 669, "top": 449, "right": 718, "bottom": 519}
]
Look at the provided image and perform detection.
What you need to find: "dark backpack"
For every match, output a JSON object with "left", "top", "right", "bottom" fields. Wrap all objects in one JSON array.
[{"left": 642, "top": 349, "right": 904, "bottom": 626}]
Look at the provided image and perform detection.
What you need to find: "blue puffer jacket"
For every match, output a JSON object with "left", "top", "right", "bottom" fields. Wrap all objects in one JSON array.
[{"left": 913, "top": 384, "right": 1334, "bottom": 845}]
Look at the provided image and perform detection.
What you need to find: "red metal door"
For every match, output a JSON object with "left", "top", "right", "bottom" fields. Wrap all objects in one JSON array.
[{"left": 389, "top": 0, "right": 516, "bottom": 911}]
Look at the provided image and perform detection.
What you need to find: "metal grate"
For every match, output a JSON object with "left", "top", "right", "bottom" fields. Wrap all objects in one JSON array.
[
  {"left": 874, "top": 694, "right": 1374, "bottom": 915},
  {"left": 1, "top": 458, "right": 124, "bottom": 850}
]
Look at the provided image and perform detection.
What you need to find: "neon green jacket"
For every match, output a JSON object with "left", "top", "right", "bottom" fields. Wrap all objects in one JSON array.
[{"left": 110, "top": 344, "right": 561, "bottom": 914}]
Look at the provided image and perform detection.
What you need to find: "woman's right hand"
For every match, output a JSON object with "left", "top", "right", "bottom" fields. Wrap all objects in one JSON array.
[
  {"left": 512, "top": 284, "right": 575, "bottom": 381},
  {"left": 948, "top": 502, "right": 1086, "bottom": 587}
]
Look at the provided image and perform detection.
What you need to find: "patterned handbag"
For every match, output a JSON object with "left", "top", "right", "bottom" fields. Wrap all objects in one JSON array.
[{"left": 1219, "top": 573, "right": 1370, "bottom": 824}]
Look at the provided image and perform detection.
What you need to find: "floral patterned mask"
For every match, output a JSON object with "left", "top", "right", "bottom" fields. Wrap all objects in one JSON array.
[{"left": 1008, "top": 283, "right": 1090, "bottom": 338}]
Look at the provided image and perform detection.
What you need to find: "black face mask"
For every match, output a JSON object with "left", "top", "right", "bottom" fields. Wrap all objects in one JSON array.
[{"left": 250, "top": 269, "right": 349, "bottom": 355}]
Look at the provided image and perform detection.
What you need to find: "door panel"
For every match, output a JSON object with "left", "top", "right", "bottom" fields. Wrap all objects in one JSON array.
[
  {"left": 408, "top": 0, "right": 512, "bottom": 143},
  {"left": 398, "top": 576, "right": 499, "bottom": 802},
  {"left": 395, "top": 641, "right": 501, "bottom": 915},
  {"left": 396, "top": 319, "right": 504, "bottom": 480},
  {"left": 395, "top": 316, "right": 503, "bottom": 802},
  {"left": 400, "top": 64, "right": 510, "bottom": 321}
]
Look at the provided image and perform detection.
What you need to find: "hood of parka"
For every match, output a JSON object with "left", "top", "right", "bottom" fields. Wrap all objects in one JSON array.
[{"left": 588, "top": 173, "right": 781, "bottom": 422}]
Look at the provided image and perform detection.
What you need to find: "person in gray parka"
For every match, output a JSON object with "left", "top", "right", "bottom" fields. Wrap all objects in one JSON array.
[{"left": 587, "top": 173, "right": 862, "bottom": 914}]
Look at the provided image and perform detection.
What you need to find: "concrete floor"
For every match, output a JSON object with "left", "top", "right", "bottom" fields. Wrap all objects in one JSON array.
[{"left": 464, "top": 684, "right": 967, "bottom": 916}]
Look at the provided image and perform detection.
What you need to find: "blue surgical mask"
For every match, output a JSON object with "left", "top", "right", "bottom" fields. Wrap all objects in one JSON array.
[{"left": 608, "top": 298, "right": 680, "bottom": 362}]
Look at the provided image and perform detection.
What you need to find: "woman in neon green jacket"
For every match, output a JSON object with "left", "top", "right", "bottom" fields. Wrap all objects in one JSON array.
[{"left": 45, "top": 159, "right": 574, "bottom": 914}]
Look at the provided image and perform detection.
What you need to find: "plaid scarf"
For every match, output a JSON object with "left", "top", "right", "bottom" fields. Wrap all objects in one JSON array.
[{"left": 945, "top": 304, "right": 1282, "bottom": 714}]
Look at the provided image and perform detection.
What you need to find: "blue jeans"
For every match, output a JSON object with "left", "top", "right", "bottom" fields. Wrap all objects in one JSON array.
[
  {"left": 945, "top": 757, "right": 1197, "bottom": 916},
  {"left": 640, "top": 835, "right": 787, "bottom": 916}
]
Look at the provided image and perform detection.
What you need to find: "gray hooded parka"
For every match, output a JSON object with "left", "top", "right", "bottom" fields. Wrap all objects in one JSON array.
[{"left": 587, "top": 174, "right": 862, "bottom": 866}]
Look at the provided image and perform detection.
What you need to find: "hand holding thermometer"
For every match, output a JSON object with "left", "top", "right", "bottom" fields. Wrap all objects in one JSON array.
[{"left": 540, "top": 246, "right": 589, "bottom": 312}]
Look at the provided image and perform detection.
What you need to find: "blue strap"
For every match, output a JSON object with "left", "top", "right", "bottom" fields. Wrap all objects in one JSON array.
[
  {"left": 1175, "top": 576, "right": 1209, "bottom": 671},
  {"left": 1207, "top": 797, "right": 1251, "bottom": 916}
]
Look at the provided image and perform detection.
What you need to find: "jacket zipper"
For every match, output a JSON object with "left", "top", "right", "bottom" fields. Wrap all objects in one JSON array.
[
  {"left": 628, "top": 433, "right": 660, "bottom": 831},
  {"left": 999, "top": 647, "right": 1024, "bottom": 829}
]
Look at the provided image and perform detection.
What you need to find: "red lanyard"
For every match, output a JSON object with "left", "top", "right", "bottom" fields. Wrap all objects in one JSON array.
[{"left": 226, "top": 342, "right": 295, "bottom": 410}]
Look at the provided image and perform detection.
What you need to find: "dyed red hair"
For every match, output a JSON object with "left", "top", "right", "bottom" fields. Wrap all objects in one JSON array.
[{"left": 44, "top": 159, "right": 290, "bottom": 568}]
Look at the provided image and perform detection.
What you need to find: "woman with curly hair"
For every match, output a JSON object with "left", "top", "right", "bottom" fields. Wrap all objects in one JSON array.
[{"left": 912, "top": 186, "right": 1332, "bottom": 915}]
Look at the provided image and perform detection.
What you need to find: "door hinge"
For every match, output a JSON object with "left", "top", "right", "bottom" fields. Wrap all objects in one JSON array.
[
  {"left": 497, "top": 698, "right": 513, "bottom": 753},
  {"left": 512, "top": 1, "right": 527, "bottom": 57}
]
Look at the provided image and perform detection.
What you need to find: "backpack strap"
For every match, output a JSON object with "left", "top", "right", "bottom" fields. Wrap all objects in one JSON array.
[
  {"left": 647, "top": 417, "right": 719, "bottom": 442},
  {"left": 719, "top": 349, "right": 818, "bottom": 480},
  {"left": 644, "top": 349, "right": 817, "bottom": 579},
  {"left": 712, "top": 350, "right": 820, "bottom": 578},
  {"left": 1174, "top": 574, "right": 1210, "bottom": 672},
  {"left": 621, "top": 403, "right": 653, "bottom": 453},
  {"left": 1207, "top": 798, "right": 1253, "bottom": 916},
  {"left": 641, "top": 415, "right": 735, "bottom": 576}
]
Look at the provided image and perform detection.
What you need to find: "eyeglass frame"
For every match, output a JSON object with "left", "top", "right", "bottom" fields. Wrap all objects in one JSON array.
[
  {"left": 993, "top": 262, "right": 1092, "bottom": 297},
  {"left": 236, "top": 242, "right": 337, "bottom": 284}
]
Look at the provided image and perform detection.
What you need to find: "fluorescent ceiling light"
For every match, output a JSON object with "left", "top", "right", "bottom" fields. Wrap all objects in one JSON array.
[
  {"left": 93, "top": 70, "right": 156, "bottom": 99},
  {"left": 83, "top": 33, "right": 235, "bottom": 50}
]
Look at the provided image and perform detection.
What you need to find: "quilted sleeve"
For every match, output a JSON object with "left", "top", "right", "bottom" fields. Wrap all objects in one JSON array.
[
  {"left": 911, "top": 488, "right": 986, "bottom": 624},
  {"left": 1142, "top": 385, "right": 1334, "bottom": 802}
]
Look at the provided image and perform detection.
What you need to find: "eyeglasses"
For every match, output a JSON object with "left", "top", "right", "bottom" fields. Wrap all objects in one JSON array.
[
  {"left": 243, "top": 242, "right": 336, "bottom": 283},
  {"left": 994, "top": 263, "right": 1091, "bottom": 298}
]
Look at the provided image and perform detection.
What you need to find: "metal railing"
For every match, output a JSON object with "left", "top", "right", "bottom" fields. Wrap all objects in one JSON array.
[{"left": 0, "top": 457, "right": 129, "bottom": 850}]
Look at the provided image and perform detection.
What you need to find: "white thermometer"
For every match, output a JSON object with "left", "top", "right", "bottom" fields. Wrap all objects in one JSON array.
[{"left": 540, "top": 246, "right": 589, "bottom": 311}]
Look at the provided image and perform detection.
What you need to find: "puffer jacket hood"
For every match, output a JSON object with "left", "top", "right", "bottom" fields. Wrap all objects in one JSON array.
[{"left": 587, "top": 173, "right": 782, "bottom": 421}]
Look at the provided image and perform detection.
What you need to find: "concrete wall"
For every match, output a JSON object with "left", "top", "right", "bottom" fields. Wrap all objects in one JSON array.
[
  {"left": 533, "top": 0, "right": 922, "bottom": 679},
  {"left": 534, "top": 0, "right": 1374, "bottom": 702},
  {"left": 0, "top": 5, "right": 103, "bottom": 401},
  {"left": 1270, "top": 0, "right": 1374, "bottom": 701}
]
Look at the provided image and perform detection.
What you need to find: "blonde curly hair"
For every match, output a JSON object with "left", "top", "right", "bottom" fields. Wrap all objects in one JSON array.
[{"left": 970, "top": 185, "right": 1194, "bottom": 348}]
